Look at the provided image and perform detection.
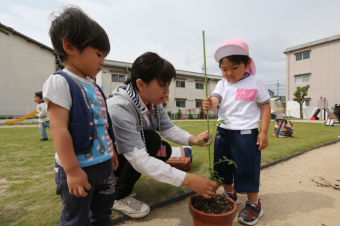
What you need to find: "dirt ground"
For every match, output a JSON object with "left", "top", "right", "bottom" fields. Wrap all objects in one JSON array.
[{"left": 116, "top": 140, "right": 340, "bottom": 226}]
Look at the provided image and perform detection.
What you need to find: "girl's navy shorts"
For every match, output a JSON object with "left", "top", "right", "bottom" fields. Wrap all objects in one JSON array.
[{"left": 214, "top": 127, "right": 261, "bottom": 193}]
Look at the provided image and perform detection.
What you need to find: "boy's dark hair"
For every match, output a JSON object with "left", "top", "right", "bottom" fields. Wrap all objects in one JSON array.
[
  {"left": 49, "top": 5, "right": 110, "bottom": 64},
  {"left": 125, "top": 52, "right": 176, "bottom": 92},
  {"left": 219, "top": 55, "right": 250, "bottom": 68},
  {"left": 35, "top": 91, "right": 43, "bottom": 100}
]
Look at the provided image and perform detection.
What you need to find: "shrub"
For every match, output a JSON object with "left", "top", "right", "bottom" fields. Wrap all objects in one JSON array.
[
  {"left": 188, "top": 114, "right": 193, "bottom": 119},
  {"left": 167, "top": 111, "right": 171, "bottom": 119},
  {"left": 176, "top": 109, "right": 182, "bottom": 119},
  {"left": 0, "top": 116, "right": 6, "bottom": 119},
  {"left": 7, "top": 116, "right": 13, "bottom": 119}
]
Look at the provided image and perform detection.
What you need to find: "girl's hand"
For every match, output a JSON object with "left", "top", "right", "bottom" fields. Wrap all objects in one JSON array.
[
  {"left": 66, "top": 167, "right": 92, "bottom": 197},
  {"left": 203, "top": 97, "right": 213, "bottom": 111},
  {"left": 257, "top": 131, "right": 268, "bottom": 150}
]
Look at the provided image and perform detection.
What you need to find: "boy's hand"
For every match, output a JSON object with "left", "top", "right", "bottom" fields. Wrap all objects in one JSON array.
[
  {"left": 111, "top": 149, "right": 119, "bottom": 171},
  {"left": 202, "top": 97, "right": 212, "bottom": 111},
  {"left": 256, "top": 131, "right": 268, "bottom": 150},
  {"left": 66, "top": 167, "right": 92, "bottom": 197}
]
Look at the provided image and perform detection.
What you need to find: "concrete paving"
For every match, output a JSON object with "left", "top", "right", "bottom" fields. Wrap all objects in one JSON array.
[{"left": 116, "top": 140, "right": 340, "bottom": 226}]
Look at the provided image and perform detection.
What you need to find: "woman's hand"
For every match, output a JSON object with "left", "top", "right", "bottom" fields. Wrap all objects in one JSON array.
[
  {"left": 182, "top": 174, "right": 218, "bottom": 198},
  {"left": 189, "top": 130, "right": 212, "bottom": 147}
]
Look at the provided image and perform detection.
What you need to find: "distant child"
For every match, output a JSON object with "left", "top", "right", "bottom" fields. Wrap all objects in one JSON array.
[
  {"left": 33, "top": 91, "right": 50, "bottom": 141},
  {"left": 43, "top": 6, "right": 118, "bottom": 226},
  {"left": 203, "top": 39, "right": 271, "bottom": 225}
]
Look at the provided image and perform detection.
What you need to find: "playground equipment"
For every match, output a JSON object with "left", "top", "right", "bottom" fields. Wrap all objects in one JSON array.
[
  {"left": 179, "top": 108, "right": 218, "bottom": 120},
  {"left": 4, "top": 110, "right": 37, "bottom": 124},
  {"left": 310, "top": 97, "right": 334, "bottom": 120}
]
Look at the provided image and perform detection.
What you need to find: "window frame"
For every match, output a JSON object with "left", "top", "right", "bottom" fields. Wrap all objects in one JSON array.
[
  {"left": 196, "top": 100, "right": 202, "bottom": 108},
  {"left": 176, "top": 100, "right": 186, "bottom": 108},
  {"left": 295, "top": 74, "right": 310, "bottom": 83},
  {"left": 195, "top": 82, "right": 204, "bottom": 90},
  {"left": 295, "top": 51, "right": 310, "bottom": 61},
  {"left": 305, "top": 99, "right": 310, "bottom": 106},
  {"left": 176, "top": 80, "right": 185, "bottom": 88},
  {"left": 111, "top": 73, "right": 126, "bottom": 83}
]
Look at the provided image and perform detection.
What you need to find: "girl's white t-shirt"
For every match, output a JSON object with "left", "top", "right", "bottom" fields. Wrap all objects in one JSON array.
[{"left": 212, "top": 75, "right": 270, "bottom": 130}]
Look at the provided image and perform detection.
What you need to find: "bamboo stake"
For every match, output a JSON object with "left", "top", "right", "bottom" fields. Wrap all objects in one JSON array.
[{"left": 202, "top": 31, "right": 211, "bottom": 170}]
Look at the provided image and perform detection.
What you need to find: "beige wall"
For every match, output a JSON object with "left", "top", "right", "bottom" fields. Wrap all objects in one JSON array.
[
  {"left": 0, "top": 29, "right": 56, "bottom": 116},
  {"left": 286, "top": 39, "right": 340, "bottom": 110}
]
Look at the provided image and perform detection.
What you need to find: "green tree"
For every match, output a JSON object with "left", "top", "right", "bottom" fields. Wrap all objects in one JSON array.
[{"left": 293, "top": 85, "right": 310, "bottom": 119}]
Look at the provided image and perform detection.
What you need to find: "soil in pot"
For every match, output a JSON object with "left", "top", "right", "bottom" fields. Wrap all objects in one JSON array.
[{"left": 191, "top": 194, "right": 235, "bottom": 214}]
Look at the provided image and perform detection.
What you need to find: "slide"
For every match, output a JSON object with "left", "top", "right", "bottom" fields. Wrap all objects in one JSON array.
[
  {"left": 4, "top": 110, "right": 37, "bottom": 124},
  {"left": 310, "top": 108, "right": 320, "bottom": 120}
]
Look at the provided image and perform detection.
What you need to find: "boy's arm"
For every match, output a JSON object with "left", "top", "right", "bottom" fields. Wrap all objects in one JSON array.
[
  {"left": 257, "top": 103, "right": 271, "bottom": 150},
  {"left": 38, "top": 104, "right": 48, "bottom": 118},
  {"left": 48, "top": 101, "right": 91, "bottom": 197}
]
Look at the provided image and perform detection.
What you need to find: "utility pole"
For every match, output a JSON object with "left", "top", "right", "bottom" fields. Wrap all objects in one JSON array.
[{"left": 276, "top": 79, "right": 280, "bottom": 96}]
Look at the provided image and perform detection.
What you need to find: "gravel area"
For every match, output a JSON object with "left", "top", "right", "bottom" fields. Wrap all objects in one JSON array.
[{"left": 116, "top": 140, "right": 340, "bottom": 226}]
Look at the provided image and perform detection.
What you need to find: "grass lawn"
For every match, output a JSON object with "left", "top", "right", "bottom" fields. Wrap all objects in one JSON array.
[{"left": 0, "top": 121, "right": 339, "bottom": 225}]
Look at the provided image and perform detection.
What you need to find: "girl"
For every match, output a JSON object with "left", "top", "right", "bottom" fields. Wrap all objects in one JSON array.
[
  {"left": 203, "top": 39, "right": 271, "bottom": 225},
  {"left": 107, "top": 52, "right": 218, "bottom": 218}
]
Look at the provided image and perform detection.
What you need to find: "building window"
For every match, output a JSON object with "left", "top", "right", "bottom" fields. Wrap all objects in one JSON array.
[
  {"left": 296, "top": 51, "right": 310, "bottom": 61},
  {"left": 176, "top": 100, "right": 186, "bottom": 108},
  {"left": 295, "top": 74, "right": 310, "bottom": 83},
  {"left": 112, "top": 74, "right": 125, "bottom": 82},
  {"left": 176, "top": 81, "right": 185, "bottom": 88},
  {"left": 195, "top": 83, "right": 204, "bottom": 90},
  {"left": 305, "top": 99, "right": 310, "bottom": 106},
  {"left": 196, "top": 100, "right": 202, "bottom": 108}
]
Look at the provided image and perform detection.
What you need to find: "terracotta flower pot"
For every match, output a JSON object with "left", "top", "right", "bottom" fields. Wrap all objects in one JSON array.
[{"left": 189, "top": 194, "right": 237, "bottom": 226}]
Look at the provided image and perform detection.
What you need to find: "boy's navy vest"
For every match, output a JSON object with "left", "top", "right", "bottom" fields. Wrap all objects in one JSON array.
[{"left": 53, "top": 71, "right": 115, "bottom": 155}]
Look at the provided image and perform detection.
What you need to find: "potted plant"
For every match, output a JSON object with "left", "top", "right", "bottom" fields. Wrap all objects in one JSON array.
[
  {"left": 189, "top": 120, "right": 238, "bottom": 226},
  {"left": 188, "top": 31, "right": 237, "bottom": 226}
]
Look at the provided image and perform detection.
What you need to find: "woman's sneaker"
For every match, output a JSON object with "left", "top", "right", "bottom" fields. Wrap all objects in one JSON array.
[
  {"left": 112, "top": 194, "right": 150, "bottom": 218},
  {"left": 238, "top": 200, "right": 263, "bottom": 225},
  {"left": 222, "top": 191, "right": 239, "bottom": 204}
]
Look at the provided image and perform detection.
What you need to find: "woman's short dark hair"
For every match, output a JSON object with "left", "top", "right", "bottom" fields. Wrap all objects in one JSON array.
[
  {"left": 34, "top": 91, "right": 43, "bottom": 100},
  {"left": 125, "top": 52, "right": 176, "bottom": 92},
  {"left": 219, "top": 55, "right": 250, "bottom": 68},
  {"left": 49, "top": 5, "right": 110, "bottom": 64}
]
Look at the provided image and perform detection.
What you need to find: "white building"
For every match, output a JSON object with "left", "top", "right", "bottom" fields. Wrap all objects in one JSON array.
[
  {"left": 0, "top": 22, "right": 222, "bottom": 118},
  {"left": 284, "top": 34, "right": 340, "bottom": 119},
  {"left": 97, "top": 60, "right": 222, "bottom": 118},
  {"left": 0, "top": 23, "right": 61, "bottom": 116}
]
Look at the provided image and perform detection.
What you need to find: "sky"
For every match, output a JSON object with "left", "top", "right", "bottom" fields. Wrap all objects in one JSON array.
[{"left": 1, "top": 0, "right": 340, "bottom": 96}]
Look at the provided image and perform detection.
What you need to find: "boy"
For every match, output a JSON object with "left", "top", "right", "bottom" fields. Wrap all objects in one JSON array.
[
  {"left": 43, "top": 6, "right": 118, "bottom": 226},
  {"left": 33, "top": 91, "right": 50, "bottom": 141}
]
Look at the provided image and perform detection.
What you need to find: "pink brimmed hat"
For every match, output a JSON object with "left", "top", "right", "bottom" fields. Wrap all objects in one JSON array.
[{"left": 214, "top": 38, "right": 256, "bottom": 75}]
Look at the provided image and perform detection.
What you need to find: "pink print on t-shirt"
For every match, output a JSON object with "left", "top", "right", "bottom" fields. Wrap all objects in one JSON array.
[{"left": 235, "top": 89, "right": 257, "bottom": 101}]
